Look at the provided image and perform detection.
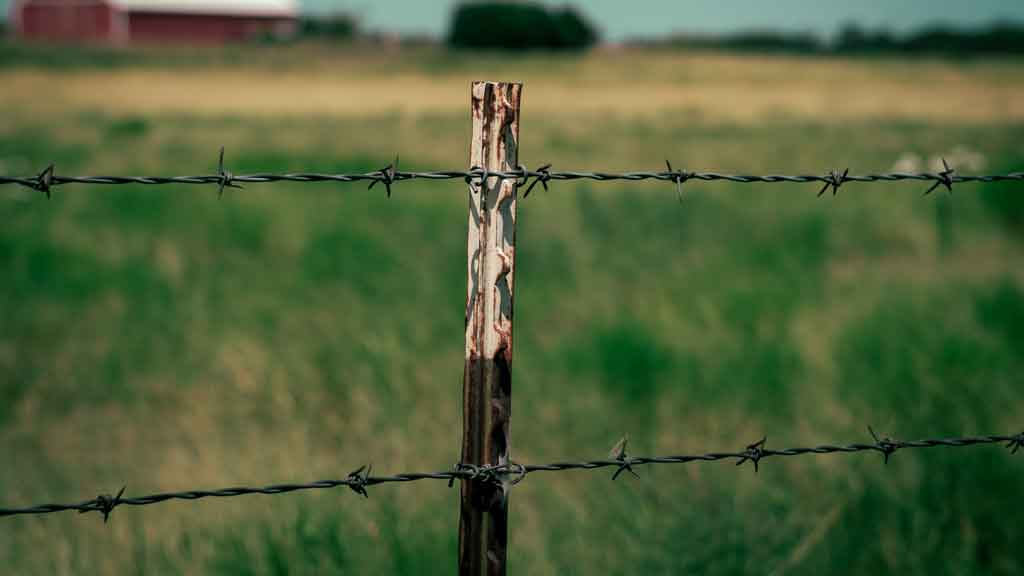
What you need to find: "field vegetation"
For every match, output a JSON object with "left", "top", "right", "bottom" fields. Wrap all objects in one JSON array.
[{"left": 1, "top": 42, "right": 1023, "bottom": 574}]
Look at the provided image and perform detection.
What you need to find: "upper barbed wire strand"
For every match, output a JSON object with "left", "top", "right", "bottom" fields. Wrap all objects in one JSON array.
[{"left": 3, "top": 168, "right": 1024, "bottom": 195}]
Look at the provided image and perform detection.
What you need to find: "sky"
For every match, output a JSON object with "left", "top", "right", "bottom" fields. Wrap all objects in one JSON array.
[
  {"left": 4, "top": 0, "right": 1024, "bottom": 40},
  {"left": 312, "top": 0, "right": 1024, "bottom": 40}
]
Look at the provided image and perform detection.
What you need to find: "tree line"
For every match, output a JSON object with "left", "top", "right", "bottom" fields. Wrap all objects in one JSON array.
[{"left": 300, "top": 3, "right": 1023, "bottom": 55}]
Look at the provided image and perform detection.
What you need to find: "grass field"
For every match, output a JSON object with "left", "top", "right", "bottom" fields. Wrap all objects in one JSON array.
[{"left": 1, "top": 42, "right": 1023, "bottom": 575}]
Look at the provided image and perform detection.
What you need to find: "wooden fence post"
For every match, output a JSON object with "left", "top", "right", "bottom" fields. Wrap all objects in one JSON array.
[{"left": 459, "top": 81, "right": 522, "bottom": 576}]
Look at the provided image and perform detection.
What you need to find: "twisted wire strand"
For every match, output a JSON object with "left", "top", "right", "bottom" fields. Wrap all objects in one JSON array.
[
  {"left": 3, "top": 168, "right": 1023, "bottom": 194},
  {"left": 3, "top": 431, "right": 1019, "bottom": 520}
]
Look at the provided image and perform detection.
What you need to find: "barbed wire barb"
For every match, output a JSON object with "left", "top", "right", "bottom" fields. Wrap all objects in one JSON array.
[
  {"left": 522, "top": 163, "right": 551, "bottom": 198},
  {"left": 449, "top": 462, "right": 471, "bottom": 488},
  {"left": 1007, "top": 432, "right": 1024, "bottom": 454},
  {"left": 347, "top": 465, "right": 372, "bottom": 498},
  {"left": 367, "top": 156, "right": 399, "bottom": 198},
  {"left": 665, "top": 160, "right": 689, "bottom": 203},
  {"left": 868, "top": 426, "right": 900, "bottom": 464},
  {"left": 818, "top": 168, "right": 849, "bottom": 197},
  {"left": 610, "top": 434, "right": 640, "bottom": 480},
  {"left": 78, "top": 485, "right": 125, "bottom": 524},
  {"left": 25, "top": 164, "right": 55, "bottom": 199},
  {"left": 925, "top": 158, "right": 956, "bottom": 196},
  {"left": 216, "top": 146, "right": 242, "bottom": 198},
  {"left": 736, "top": 437, "right": 767, "bottom": 472}
]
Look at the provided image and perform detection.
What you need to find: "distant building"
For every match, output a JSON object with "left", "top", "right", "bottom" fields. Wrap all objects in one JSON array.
[{"left": 10, "top": 0, "right": 298, "bottom": 44}]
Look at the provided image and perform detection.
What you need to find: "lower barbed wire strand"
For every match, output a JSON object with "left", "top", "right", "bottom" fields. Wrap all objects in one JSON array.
[{"left": 1, "top": 431, "right": 1019, "bottom": 519}]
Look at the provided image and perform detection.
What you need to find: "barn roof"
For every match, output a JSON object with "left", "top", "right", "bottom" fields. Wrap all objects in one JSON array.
[{"left": 112, "top": 0, "right": 297, "bottom": 17}]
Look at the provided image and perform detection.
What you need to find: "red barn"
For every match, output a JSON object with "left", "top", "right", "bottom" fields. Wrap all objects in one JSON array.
[{"left": 10, "top": 0, "right": 298, "bottom": 44}]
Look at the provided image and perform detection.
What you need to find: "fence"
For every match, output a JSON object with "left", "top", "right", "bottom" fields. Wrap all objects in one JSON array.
[{"left": 1, "top": 81, "right": 1023, "bottom": 575}]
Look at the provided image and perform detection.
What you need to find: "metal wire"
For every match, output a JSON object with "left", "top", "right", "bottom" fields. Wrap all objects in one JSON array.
[
  {"left": 3, "top": 152, "right": 1022, "bottom": 524},
  {"left": 3, "top": 430, "right": 1020, "bottom": 521},
  {"left": 3, "top": 153, "right": 1023, "bottom": 199}
]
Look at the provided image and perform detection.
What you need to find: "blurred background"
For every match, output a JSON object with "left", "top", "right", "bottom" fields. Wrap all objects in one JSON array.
[{"left": 1, "top": 1, "right": 1023, "bottom": 574}]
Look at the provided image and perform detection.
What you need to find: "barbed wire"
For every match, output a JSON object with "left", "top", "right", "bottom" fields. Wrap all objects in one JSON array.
[
  {"left": 2, "top": 150, "right": 1022, "bottom": 200},
  {"left": 3, "top": 429, "right": 1020, "bottom": 521}
]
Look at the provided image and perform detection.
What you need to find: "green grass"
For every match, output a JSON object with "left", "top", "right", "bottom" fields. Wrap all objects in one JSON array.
[{"left": 1, "top": 52, "right": 1024, "bottom": 575}]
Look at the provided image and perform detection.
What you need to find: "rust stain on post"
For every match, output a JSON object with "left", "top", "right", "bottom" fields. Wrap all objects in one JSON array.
[{"left": 460, "top": 80, "right": 521, "bottom": 576}]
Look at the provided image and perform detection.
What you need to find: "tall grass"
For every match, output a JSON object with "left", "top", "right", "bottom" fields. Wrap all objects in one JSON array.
[{"left": 1, "top": 49, "right": 1023, "bottom": 574}]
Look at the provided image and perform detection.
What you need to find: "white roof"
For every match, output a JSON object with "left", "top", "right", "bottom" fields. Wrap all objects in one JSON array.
[{"left": 112, "top": 0, "right": 296, "bottom": 17}]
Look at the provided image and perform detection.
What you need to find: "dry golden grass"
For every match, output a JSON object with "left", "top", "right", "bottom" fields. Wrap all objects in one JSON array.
[{"left": 3, "top": 49, "right": 1023, "bottom": 122}]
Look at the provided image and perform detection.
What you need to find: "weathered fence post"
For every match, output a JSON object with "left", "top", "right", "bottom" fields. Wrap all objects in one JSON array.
[{"left": 459, "top": 81, "right": 522, "bottom": 576}]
